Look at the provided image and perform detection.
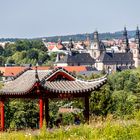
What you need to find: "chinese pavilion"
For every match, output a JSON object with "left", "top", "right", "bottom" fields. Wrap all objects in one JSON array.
[{"left": 0, "top": 67, "right": 107, "bottom": 131}]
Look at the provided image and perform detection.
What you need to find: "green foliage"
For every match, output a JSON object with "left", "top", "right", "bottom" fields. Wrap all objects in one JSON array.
[
  {"left": 112, "top": 91, "right": 137, "bottom": 117},
  {"left": 0, "top": 39, "right": 53, "bottom": 66},
  {"left": 5, "top": 99, "right": 39, "bottom": 129},
  {"left": 90, "top": 85, "right": 113, "bottom": 116}
]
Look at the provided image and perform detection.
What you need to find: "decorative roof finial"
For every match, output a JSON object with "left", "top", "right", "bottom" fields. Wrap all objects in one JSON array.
[{"left": 35, "top": 65, "right": 40, "bottom": 82}]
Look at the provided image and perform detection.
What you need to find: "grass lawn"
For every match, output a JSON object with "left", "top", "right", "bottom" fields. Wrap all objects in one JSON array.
[{"left": 0, "top": 119, "right": 140, "bottom": 140}]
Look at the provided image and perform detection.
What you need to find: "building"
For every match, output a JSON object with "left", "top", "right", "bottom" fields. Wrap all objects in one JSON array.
[
  {"left": 88, "top": 31, "right": 106, "bottom": 60},
  {"left": 132, "top": 26, "right": 140, "bottom": 67},
  {"left": 83, "top": 27, "right": 140, "bottom": 72},
  {"left": 0, "top": 67, "right": 107, "bottom": 130},
  {"left": 53, "top": 27, "right": 140, "bottom": 72},
  {"left": 55, "top": 51, "right": 95, "bottom": 66}
]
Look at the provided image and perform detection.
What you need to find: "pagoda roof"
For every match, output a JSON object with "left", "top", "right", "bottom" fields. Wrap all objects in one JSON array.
[
  {"left": 45, "top": 77, "right": 106, "bottom": 93},
  {"left": 0, "top": 67, "right": 107, "bottom": 96},
  {"left": 0, "top": 70, "right": 51, "bottom": 95}
]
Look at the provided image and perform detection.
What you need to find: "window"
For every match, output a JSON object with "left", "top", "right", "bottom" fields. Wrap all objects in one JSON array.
[{"left": 94, "top": 52, "right": 96, "bottom": 57}]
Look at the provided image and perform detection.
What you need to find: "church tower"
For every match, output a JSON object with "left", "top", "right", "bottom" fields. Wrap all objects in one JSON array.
[
  {"left": 89, "top": 30, "right": 105, "bottom": 59},
  {"left": 122, "top": 27, "right": 130, "bottom": 52},
  {"left": 133, "top": 26, "right": 140, "bottom": 67}
]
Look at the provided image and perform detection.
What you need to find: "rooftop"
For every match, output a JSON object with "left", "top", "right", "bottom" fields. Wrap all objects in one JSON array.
[{"left": 0, "top": 67, "right": 107, "bottom": 96}]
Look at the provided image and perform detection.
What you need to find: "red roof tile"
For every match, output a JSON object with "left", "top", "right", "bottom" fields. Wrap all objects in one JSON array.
[
  {"left": 0, "top": 67, "right": 26, "bottom": 77},
  {"left": 56, "top": 66, "right": 87, "bottom": 72},
  {"left": 0, "top": 66, "right": 87, "bottom": 77}
]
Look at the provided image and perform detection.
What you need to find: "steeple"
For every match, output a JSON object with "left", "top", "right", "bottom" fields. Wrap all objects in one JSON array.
[
  {"left": 135, "top": 26, "right": 140, "bottom": 45},
  {"left": 58, "top": 37, "right": 62, "bottom": 45},
  {"left": 133, "top": 26, "right": 140, "bottom": 68},
  {"left": 93, "top": 30, "right": 99, "bottom": 43},
  {"left": 122, "top": 27, "right": 129, "bottom": 52},
  {"left": 89, "top": 30, "right": 105, "bottom": 59},
  {"left": 67, "top": 38, "right": 74, "bottom": 51}
]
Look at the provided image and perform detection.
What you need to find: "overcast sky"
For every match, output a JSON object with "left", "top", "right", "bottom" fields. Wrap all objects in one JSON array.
[{"left": 0, "top": 0, "right": 139, "bottom": 38}]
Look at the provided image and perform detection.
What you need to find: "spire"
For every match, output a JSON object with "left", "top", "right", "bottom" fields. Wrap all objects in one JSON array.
[
  {"left": 58, "top": 37, "right": 62, "bottom": 45},
  {"left": 122, "top": 27, "right": 129, "bottom": 52},
  {"left": 135, "top": 26, "right": 140, "bottom": 44},
  {"left": 93, "top": 30, "right": 99, "bottom": 42},
  {"left": 123, "top": 26, "right": 127, "bottom": 37},
  {"left": 67, "top": 38, "right": 74, "bottom": 51}
]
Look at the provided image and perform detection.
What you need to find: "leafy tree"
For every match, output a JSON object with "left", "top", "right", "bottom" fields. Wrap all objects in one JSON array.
[
  {"left": 90, "top": 85, "right": 113, "bottom": 117},
  {"left": 0, "top": 46, "right": 4, "bottom": 55},
  {"left": 112, "top": 91, "right": 136, "bottom": 117},
  {"left": 4, "top": 44, "right": 16, "bottom": 57},
  {"left": 0, "top": 56, "right": 5, "bottom": 66},
  {"left": 6, "top": 57, "right": 15, "bottom": 64},
  {"left": 27, "top": 49, "right": 39, "bottom": 60},
  {"left": 5, "top": 99, "right": 39, "bottom": 129}
]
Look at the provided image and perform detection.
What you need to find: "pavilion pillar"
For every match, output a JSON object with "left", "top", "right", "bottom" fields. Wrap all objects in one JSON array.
[
  {"left": 0, "top": 99, "right": 5, "bottom": 131},
  {"left": 45, "top": 98, "right": 49, "bottom": 127},
  {"left": 84, "top": 95, "right": 89, "bottom": 123},
  {"left": 39, "top": 98, "right": 44, "bottom": 128}
]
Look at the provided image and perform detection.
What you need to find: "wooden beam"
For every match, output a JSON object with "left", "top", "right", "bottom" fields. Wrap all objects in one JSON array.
[
  {"left": 84, "top": 95, "right": 89, "bottom": 123},
  {"left": 39, "top": 98, "right": 44, "bottom": 128},
  {"left": 45, "top": 98, "right": 49, "bottom": 127},
  {"left": 0, "top": 99, "right": 5, "bottom": 131}
]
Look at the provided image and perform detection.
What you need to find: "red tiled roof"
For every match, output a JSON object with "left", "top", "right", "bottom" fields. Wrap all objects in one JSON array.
[
  {"left": 0, "top": 67, "right": 26, "bottom": 77},
  {"left": 58, "top": 107, "right": 78, "bottom": 113},
  {"left": 57, "top": 44, "right": 63, "bottom": 49},
  {"left": 0, "top": 66, "right": 87, "bottom": 77},
  {"left": 48, "top": 45, "right": 55, "bottom": 50},
  {"left": 57, "top": 66, "right": 87, "bottom": 72}
]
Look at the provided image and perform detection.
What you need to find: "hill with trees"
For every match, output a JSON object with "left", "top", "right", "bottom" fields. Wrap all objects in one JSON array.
[
  {"left": 0, "top": 40, "right": 56, "bottom": 66},
  {"left": 0, "top": 30, "right": 136, "bottom": 42}
]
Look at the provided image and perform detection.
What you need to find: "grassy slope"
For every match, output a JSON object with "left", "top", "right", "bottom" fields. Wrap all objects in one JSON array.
[{"left": 1, "top": 119, "right": 140, "bottom": 140}]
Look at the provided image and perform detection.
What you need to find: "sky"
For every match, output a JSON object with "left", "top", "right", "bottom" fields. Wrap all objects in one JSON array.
[{"left": 0, "top": 0, "right": 140, "bottom": 38}]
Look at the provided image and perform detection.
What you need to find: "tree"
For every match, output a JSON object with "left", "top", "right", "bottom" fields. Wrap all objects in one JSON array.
[
  {"left": 0, "top": 46, "right": 4, "bottom": 55},
  {"left": 6, "top": 57, "right": 15, "bottom": 64},
  {"left": 27, "top": 49, "right": 39, "bottom": 60},
  {"left": 0, "top": 56, "right": 5, "bottom": 66},
  {"left": 112, "top": 91, "right": 136, "bottom": 117},
  {"left": 90, "top": 85, "right": 113, "bottom": 117},
  {"left": 5, "top": 99, "right": 39, "bottom": 129}
]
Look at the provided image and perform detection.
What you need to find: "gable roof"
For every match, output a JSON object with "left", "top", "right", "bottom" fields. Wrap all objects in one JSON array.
[
  {"left": 98, "top": 52, "right": 134, "bottom": 64},
  {"left": 57, "top": 52, "right": 95, "bottom": 64}
]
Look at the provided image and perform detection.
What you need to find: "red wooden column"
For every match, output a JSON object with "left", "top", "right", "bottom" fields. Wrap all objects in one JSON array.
[
  {"left": 0, "top": 99, "right": 5, "bottom": 131},
  {"left": 39, "top": 98, "right": 44, "bottom": 128},
  {"left": 45, "top": 98, "right": 49, "bottom": 126},
  {"left": 84, "top": 95, "right": 89, "bottom": 123}
]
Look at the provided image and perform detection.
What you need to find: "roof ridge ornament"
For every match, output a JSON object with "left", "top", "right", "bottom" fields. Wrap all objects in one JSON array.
[
  {"left": 35, "top": 66, "right": 40, "bottom": 82},
  {"left": 75, "top": 74, "right": 107, "bottom": 84}
]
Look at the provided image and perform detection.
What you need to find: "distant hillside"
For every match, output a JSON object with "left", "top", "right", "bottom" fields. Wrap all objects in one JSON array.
[
  {"left": 46, "top": 30, "right": 136, "bottom": 42},
  {"left": 0, "top": 30, "right": 136, "bottom": 42}
]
